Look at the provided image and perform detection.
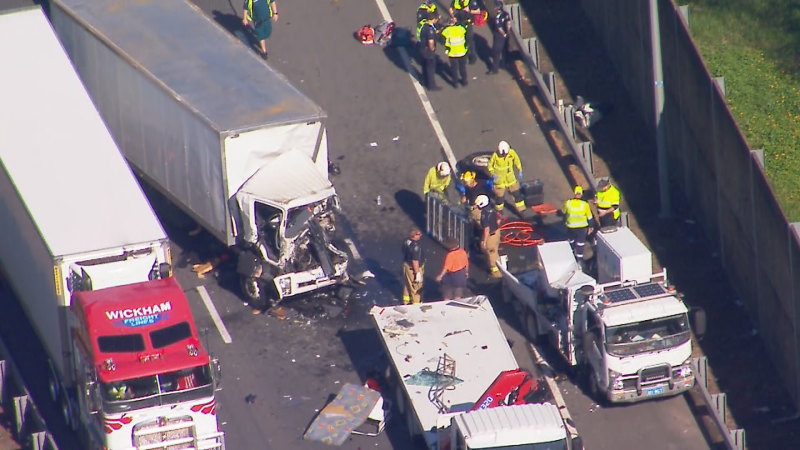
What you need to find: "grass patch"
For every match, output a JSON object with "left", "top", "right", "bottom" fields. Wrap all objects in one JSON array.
[{"left": 686, "top": 0, "right": 800, "bottom": 221}]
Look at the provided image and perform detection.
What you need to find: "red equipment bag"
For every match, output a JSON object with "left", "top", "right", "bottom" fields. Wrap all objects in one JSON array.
[
  {"left": 357, "top": 25, "right": 375, "bottom": 45},
  {"left": 472, "top": 10, "right": 488, "bottom": 26}
]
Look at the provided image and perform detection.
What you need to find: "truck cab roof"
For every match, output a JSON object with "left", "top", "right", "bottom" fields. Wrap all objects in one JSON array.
[
  {"left": 237, "top": 150, "right": 335, "bottom": 210},
  {"left": 73, "top": 277, "right": 209, "bottom": 383},
  {"left": 452, "top": 403, "right": 566, "bottom": 448},
  {"left": 598, "top": 294, "right": 689, "bottom": 327}
]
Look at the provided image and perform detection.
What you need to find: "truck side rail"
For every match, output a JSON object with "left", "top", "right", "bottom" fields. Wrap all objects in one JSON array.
[
  {"left": 595, "top": 269, "right": 669, "bottom": 292},
  {"left": 502, "top": 3, "right": 743, "bottom": 447},
  {"left": 0, "top": 337, "right": 59, "bottom": 450}
]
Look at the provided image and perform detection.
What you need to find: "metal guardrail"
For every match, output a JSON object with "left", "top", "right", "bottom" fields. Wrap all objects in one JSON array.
[
  {"left": 502, "top": 2, "right": 745, "bottom": 448},
  {"left": 425, "top": 193, "right": 470, "bottom": 251},
  {"left": 693, "top": 357, "right": 746, "bottom": 449},
  {"left": 0, "top": 338, "right": 58, "bottom": 450}
]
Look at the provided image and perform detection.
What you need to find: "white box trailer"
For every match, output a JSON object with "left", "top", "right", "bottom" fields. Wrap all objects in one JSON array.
[
  {"left": 370, "top": 298, "right": 581, "bottom": 449},
  {"left": 0, "top": 6, "right": 171, "bottom": 383},
  {"left": 0, "top": 8, "right": 223, "bottom": 448},
  {"left": 50, "top": 0, "right": 369, "bottom": 310}
]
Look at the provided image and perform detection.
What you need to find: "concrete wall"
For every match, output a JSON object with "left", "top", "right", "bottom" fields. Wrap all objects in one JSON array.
[{"left": 579, "top": 0, "right": 800, "bottom": 406}]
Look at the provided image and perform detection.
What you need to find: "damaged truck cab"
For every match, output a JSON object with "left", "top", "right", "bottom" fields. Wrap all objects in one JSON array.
[{"left": 234, "top": 152, "right": 360, "bottom": 307}]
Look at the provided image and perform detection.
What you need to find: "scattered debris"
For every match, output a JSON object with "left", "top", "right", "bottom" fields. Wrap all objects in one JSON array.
[
  {"left": 245, "top": 394, "right": 257, "bottom": 404},
  {"left": 392, "top": 136, "right": 399, "bottom": 141},
  {"left": 369, "top": 142, "right": 378, "bottom": 147},
  {"left": 191, "top": 262, "right": 214, "bottom": 278}
]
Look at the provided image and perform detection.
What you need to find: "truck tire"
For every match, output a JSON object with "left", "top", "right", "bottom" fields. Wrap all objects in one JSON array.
[
  {"left": 240, "top": 276, "right": 276, "bottom": 311},
  {"left": 47, "top": 361, "right": 60, "bottom": 402},
  {"left": 61, "top": 391, "right": 78, "bottom": 431}
]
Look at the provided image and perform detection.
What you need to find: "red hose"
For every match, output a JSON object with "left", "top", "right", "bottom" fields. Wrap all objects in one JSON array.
[{"left": 499, "top": 221, "right": 544, "bottom": 247}]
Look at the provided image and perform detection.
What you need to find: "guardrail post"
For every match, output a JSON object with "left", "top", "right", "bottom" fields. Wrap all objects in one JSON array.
[
  {"left": 508, "top": 4, "right": 522, "bottom": 36},
  {"left": 0, "top": 360, "right": 6, "bottom": 398},
  {"left": 543, "top": 72, "right": 557, "bottom": 105},
  {"left": 13, "top": 394, "right": 29, "bottom": 436},
  {"left": 31, "top": 431, "right": 47, "bottom": 450},
  {"left": 578, "top": 142, "right": 594, "bottom": 176},
  {"left": 522, "top": 37, "right": 539, "bottom": 69},
  {"left": 751, "top": 149, "right": 764, "bottom": 167},
  {"left": 678, "top": 4, "right": 690, "bottom": 25},
  {"left": 563, "top": 105, "right": 576, "bottom": 139}
]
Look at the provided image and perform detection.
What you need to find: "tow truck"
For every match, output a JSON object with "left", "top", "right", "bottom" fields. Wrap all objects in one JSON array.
[
  {"left": 370, "top": 297, "right": 582, "bottom": 449},
  {"left": 499, "top": 226, "right": 704, "bottom": 403}
]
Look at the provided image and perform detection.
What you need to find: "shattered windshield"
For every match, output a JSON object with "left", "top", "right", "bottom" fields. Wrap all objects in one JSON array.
[
  {"left": 101, "top": 364, "right": 214, "bottom": 413},
  {"left": 605, "top": 313, "right": 690, "bottom": 357}
]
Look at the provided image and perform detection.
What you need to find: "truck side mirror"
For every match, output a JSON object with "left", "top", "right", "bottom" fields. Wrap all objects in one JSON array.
[
  {"left": 212, "top": 357, "right": 222, "bottom": 391},
  {"left": 571, "top": 435, "right": 584, "bottom": 450},
  {"left": 689, "top": 307, "right": 706, "bottom": 339}
]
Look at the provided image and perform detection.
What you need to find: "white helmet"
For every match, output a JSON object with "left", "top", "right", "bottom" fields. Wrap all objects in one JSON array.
[
  {"left": 436, "top": 162, "right": 451, "bottom": 177},
  {"left": 497, "top": 140, "right": 510, "bottom": 155},
  {"left": 474, "top": 194, "right": 490, "bottom": 209}
]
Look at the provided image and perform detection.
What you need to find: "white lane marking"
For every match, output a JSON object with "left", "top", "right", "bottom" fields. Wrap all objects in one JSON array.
[
  {"left": 529, "top": 343, "right": 580, "bottom": 440},
  {"left": 372, "top": 0, "right": 459, "bottom": 170},
  {"left": 196, "top": 285, "right": 232, "bottom": 344}
]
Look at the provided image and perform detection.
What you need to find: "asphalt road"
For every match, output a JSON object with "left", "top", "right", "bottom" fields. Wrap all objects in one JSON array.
[{"left": 0, "top": 0, "right": 711, "bottom": 449}]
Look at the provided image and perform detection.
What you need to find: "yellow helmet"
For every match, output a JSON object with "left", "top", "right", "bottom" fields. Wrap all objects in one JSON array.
[{"left": 461, "top": 170, "right": 476, "bottom": 184}]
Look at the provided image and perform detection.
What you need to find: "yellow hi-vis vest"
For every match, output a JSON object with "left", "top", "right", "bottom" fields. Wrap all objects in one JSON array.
[
  {"left": 442, "top": 25, "right": 467, "bottom": 57},
  {"left": 416, "top": 19, "right": 429, "bottom": 41},
  {"left": 452, "top": 0, "right": 470, "bottom": 10},
  {"left": 488, "top": 149, "right": 522, "bottom": 188},
  {"left": 596, "top": 184, "right": 621, "bottom": 219},
  {"left": 563, "top": 198, "right": 592, "bottom": 228},
  {"left": 423, "top": 167, "right": 451, "bottom": 195}
]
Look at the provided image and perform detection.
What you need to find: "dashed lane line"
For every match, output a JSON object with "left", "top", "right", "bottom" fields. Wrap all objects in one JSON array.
[
  {"left": 196, "top": 285, "right": 233, "bottom": 344},
  {"left": 372, "top": 0, "right": 459, "bottom": 171}
]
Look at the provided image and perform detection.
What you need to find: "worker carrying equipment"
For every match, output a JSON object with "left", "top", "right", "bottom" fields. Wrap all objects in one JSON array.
[
  {"left": 487, "top": 140, "right": 525, "bottom": 212},
  {"left": 423, "top": 162, "right": 453, "bottom": 198}
]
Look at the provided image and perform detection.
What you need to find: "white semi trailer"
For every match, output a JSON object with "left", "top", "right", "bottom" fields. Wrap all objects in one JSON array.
[
  {"left": 0, "top": 7, "right": 223, "bottom": 449},
  {"left": 50, "top": 0, "right": 371, "bottom": 310}
]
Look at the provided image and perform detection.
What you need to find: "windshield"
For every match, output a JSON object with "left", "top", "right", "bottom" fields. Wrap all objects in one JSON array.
[
  {"left": 470, "top": 439, "right": 567, "bottom": 450},
  {"left": 605, "top": 313, "right": 690, "bottom": 357},
  {"left": 101, "top": 364, "right": 214, "bottom": 413}
]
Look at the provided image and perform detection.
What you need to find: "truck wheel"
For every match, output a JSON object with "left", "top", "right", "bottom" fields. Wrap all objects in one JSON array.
[
  {"left": 525, "top": 312, "right": 540, "bottom": 345},
  {"left": 47, "top": 362, "right": 60, "bottom": 402},
  {"left": 240, "top": 276, "right": 275, "bottom": 311},
  {"left": 61, "top": 393, "right": 78, "bottom": 431}
]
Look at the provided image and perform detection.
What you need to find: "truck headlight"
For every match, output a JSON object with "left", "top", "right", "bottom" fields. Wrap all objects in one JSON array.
[
  {"left": 608, "top": 369, "right": 624, "bottom": 391},
  {"left": 676, "top": 364, "right": 693, "bottom": 378},
  {"left": 278, "top": 278, "right": 292, "bottom": 296}
]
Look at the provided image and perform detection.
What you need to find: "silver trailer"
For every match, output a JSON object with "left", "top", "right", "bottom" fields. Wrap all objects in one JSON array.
[{"left": 50, "top": 0, "right": 369, "bottom": 309}]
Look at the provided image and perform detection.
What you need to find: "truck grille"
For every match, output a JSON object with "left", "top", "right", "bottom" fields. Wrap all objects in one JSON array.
[
  {"left": 133, "top": 416, "right": 196, "bottom": 450},
  {"left": 640, "top": 364, "right": 670, "bottom": 386}
]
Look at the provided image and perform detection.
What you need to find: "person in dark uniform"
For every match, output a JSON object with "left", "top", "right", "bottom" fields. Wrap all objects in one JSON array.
[
  {"left": 401, "top": 227, "right": 425, "bottom": 304},
  {"left": 417, "top": 12, "right": 442, "bottom": 91},
  {"left": 417, "top": 0, "right": 438, "bottom": 23},
  {"left": 457, "top": 171, "right": 490, "bottom": 227},
  {"left": 488, "top": 1, "right": 510, "bottom": 74}
]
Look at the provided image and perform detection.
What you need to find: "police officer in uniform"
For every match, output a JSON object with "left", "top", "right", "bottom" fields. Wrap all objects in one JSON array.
[
  {"left": 417, "top": 12, "right": 441, "bottom": 91},
  {"left": 401, "top": 227, "right": 425, "bottom": 304},
  {"left": 417, "top": 0, "right": 438, "bottom": 22},
  {"left": 441, "top": 16, "right": 469, "bottom": 87},
  {"left": 488, "top": 1, "right": 510, "bottom": 74}
]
